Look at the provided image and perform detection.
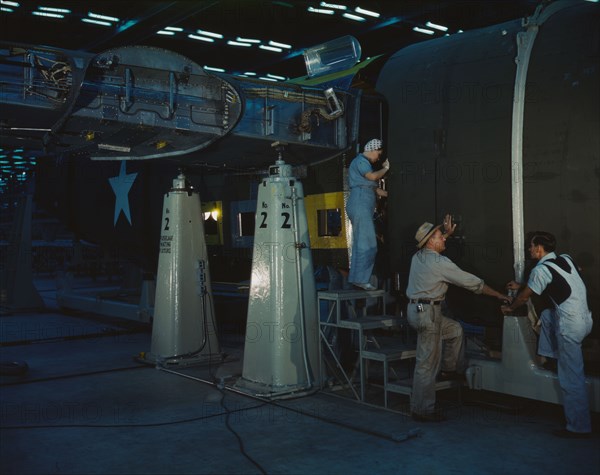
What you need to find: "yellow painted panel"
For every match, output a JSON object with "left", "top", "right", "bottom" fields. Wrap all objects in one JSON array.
[{"left": 304, "top": 192, "right": 348, "bottom": 250}]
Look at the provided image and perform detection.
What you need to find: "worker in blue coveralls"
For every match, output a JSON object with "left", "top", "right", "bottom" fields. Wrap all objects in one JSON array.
[
  {"left": 346, "top": 138, "right": 389, "bottom": 290},
  {"left": 502, "top": 231, "right": 593, "bottom": 438}
]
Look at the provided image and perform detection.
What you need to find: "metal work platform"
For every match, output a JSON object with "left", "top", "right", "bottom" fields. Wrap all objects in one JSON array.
[
  {"left": 318, "top": 289, "right": 408, "bottom": 403},
  {"left": 318, "top": 289, "right": 467, "bottom": 409}
]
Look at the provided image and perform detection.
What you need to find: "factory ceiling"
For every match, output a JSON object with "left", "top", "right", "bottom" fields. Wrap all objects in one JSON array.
[
  {"left": 0, "top": 0, "right": 541, "bottom": 189},
  {"left": 1, "top": 0, "right": 540, "bottom": 79}
]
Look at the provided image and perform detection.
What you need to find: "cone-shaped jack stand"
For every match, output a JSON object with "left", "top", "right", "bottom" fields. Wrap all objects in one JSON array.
[
  {"left": 235, "top": 154, "right": 321, "bottom": 399},
  {"left": 146, "top": 173, "right": 221, "bottom": 367}
]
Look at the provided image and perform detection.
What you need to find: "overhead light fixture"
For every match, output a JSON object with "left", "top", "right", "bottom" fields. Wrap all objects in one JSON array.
[
  {"left": 355, "top": 6, "right": 379, "bottom": 18},
  {"left": 259, "top": 45, "right": 283, "bottom": 52},
  {"left": 39, "top": 6, "right": 71, "bottom": 14},
  {"left": 425, "top": 21, "right": 448, "bottom": 31},
  {"left": 266, "top": 73, "right": 286, "bottom": 80},
  {"left": 227, "top": 41, "right": 252, "bottom": 47},
  {"left": 197, "top": 29, "right": 223, "bottom": 39},
  {"left": 413, "top": 26, "right": 435, "bottom": 35},
  {"left": 81, "top": 18, "right": 112, "bottom": 26},
  {"left": 268, "top": 40, "right": 292, "bottom": 49},
  {"left": 165, "top": 26, "right": 183, "bottom": 32},
  {"left": 157, "top": 30, "right": 175, "bottom": 36},
  {"left": 307, "top": 7, "right": 334, "bottom": 15},
  {"left": 1, "top": 1, "right": 20, "bottom": 7},
  {"left": 236, "top": 37, "right": 261, "bottom": 44},
  {"left": 188, "top": 34, "right": 215, "bottom": 42},
  {"left": 88, "top": 12, "right": 119, "bottom": 22},
  {"left": 244, "top": 72, "right": 257, "bottom": 76},
  {"left": 320, "top": 2, "right": 347, "bottom": 10},
  {"left": 32, "top": 11, "right": 64, "bottom": 18},
  {"left": 342, "top": 12, "right": 366, "bottom": 22},
  {"left": 204, "top": 66, "right": 225, "bottom": 73},
  {"left": 258, "top": 77, "right": 278, "bottom": 82}
]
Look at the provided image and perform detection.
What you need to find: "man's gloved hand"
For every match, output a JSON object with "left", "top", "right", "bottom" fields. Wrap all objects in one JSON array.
[{"left": 382, "top": 159, "right": 390, "bottom": 170}]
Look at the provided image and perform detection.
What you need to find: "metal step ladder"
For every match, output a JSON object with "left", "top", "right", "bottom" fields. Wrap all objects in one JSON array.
[
  {"left": 318, "top": 289, "right": 405, "bottom": 402},
  {"left": 361, "top": 344, "right": 416, "bottom": 408}
]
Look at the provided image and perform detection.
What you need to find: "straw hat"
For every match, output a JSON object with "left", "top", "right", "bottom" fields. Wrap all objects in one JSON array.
[{"left": 415, "top": 222, "right": 442, "bottom": 248}]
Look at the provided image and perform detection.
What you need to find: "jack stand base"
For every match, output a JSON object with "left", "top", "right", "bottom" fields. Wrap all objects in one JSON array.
[
  {"left": 234, "top": 377, "right": 318, "bottom": 400},
  {"left": 141, "top": 352, "right": 225, "bottom": 368}
]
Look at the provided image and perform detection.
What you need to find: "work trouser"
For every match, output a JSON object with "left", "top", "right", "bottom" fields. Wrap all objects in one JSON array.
[
  {"left": 538, "top": 308, "right": 593, "bottom": 433},
  {"left": 407, "top": 302, "right": 464, "bottom": 415},
  {"left": 346, "top": 187, "right": 376, "bottom": 285}
]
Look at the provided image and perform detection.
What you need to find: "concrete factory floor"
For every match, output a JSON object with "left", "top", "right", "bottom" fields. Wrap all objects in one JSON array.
[{"left": 1, "top": 278, "right": 599, "bottom": 475}]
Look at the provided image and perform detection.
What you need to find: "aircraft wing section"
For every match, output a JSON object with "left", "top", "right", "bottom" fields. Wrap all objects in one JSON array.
[
  {"left": 1, "top": 43, "right": 356, "bottom": 166},
  {"left": 0, "top": 42, "right": 93, "bottom": 150},
  {"left": 48, "top": 45, "right": 243, "bottom": 161}
]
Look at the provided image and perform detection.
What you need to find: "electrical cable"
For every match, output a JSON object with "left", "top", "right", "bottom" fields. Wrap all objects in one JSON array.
[
  {"left": 218, "top": 386, "right": 268, "bottom": 475},
  {"left": 0, "top": 327, "right": 146, "bottom": 347},
  {"left": 3, "top": 362, "right": 420, "bottom": 475},
  {"left": 0, "top": 400, "right": 267, "bottom": 430},
  {"left": 158, "top": 259, "right": 210, "bottom": 363},
  {"left": 0, "top": 365, "right": 149, "bottom": 386},
  {"left": 150, "top": 367, "right": 269, "bottom": 474},
  {"left": 158, "top": 368, "right": 420, "bottom": 444},
  {"left": 289, "top": 184, "right": 313, "bottom": 391}
]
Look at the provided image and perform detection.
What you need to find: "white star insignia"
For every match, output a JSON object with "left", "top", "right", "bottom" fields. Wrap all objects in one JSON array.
[{"left": 109, "top": 161, "right": 138, "bottom": 226}]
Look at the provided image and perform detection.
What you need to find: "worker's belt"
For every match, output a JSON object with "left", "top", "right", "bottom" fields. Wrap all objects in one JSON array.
[{"left": 409, "top": 299, "right": 443, "bottom": 305}]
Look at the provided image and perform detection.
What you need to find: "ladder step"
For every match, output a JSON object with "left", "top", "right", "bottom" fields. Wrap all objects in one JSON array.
[
  {"left": 386, "top": 379, "right": 460, "bottom": 395},
  {"left": 361, "top": 345, "right": 416, "bottom": 362},
  {"left": 337, "top": 315, "right": 399, "bottom": 330},
  {"left": 318, "top": 289, "right": 385, "bottom": 300}
]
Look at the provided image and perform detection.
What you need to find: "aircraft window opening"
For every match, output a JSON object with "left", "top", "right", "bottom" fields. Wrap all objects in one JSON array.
[
  {"left": 317, "top": 208, "right": 341, "bottom": 237},
  {"left": 238, "top": 212, "right": 255, "bottom": 237}
]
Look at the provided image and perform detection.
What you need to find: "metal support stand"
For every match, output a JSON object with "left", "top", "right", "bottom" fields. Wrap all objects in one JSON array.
[
  {"left": 235, "top": 146, "right": 320, "bottom": 399},
  {"left": 0, "top": 193, "right": 44, "bottom": 312}
]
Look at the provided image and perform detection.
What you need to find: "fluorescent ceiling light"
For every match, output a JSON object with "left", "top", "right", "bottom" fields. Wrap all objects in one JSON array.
[
  {"left": 1, "top": 1, "right": 20, "bottom": 6},
  {"left": 413, "top": 26, "right": 435, "bottom": 35},
  {"left": 88, "top": 12, "right": 119, "bottom": 22},
  {"left": 267, "top": 74, "right": 286, "bottom": 80},
  {"left": 236, "top": 36, "right": 261, "bottom": 43},
  {"left": 32, "top": 11, "right": 64, "bottom": 18},
  {"left": 244, "top": 72, "right": 257, "bottom": 76},
  {"left": 204, "top": 66, "right": 225, "bottom": 72},
  {"left": 188, "top": 34, "right": 215, "bottom": 42},
  {"left": 1, "top": 7, "right": 14, "bottom": 11},
  {"left": 227, "top": 41, "right": 252, "bottom": 47},
  {"left": 355, "top": 6, "right": 379, "bottom": 18},
  {"left": 269, "top": 40, "right": 292, "bottom": 49},
  {"left": 307, "top": 7, "right": 334, "bottom": 15},
  {"left": 425, "top": 21, "right": 448, "bottom": 31},
  {"left": 259, "top": 45, "right": 283, "bottom": 52},
  {"left": 197, "top": 29, "right": 223, "bottom": 39},
  {"left": 259, "top": 77, "right": 278, "bottom": 82},
  {"left": 342, "top": 12, "right": 366, "bottom": 22},
  {"left": 39, "top": 6, "right": 71, "bottom": 14},
  {"left": 165, "top": 26, "right": 183, "bottom": 32},
  {"left": 320, "top": 2, "right": 347, "bottom": 10},
  {"left": 82, "top": 18, "right": 112, "bottom": 26},
  {"left": 157, "top": 30, "right": 175, "bottom": 36}
]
